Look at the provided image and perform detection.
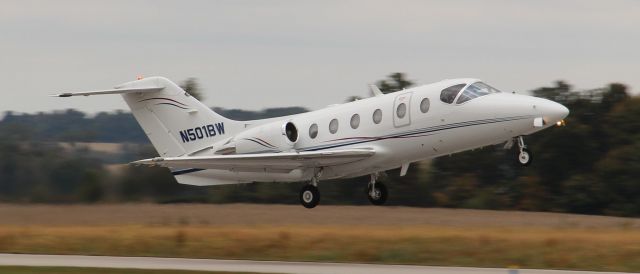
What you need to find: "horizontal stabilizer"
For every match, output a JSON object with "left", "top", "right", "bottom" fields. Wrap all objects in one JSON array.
[
  {"left": 53, "top": 87, "right": 164, "bottom": 97},
  {"left": 132, "top": 148, "right": 375, "bottom": 171}
]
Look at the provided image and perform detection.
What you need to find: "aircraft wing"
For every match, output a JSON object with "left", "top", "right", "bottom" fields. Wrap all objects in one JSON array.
[{"left": 132, "top": 148, "right": 375, "bottom": 171}]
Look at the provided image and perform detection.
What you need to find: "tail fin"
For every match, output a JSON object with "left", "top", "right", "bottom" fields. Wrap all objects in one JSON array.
[
  {"left": 119, "top": 77, "right": 246, "bottom": 157},
  {"left": 58, "top": 76, "right": 245, "bottom": 157}
]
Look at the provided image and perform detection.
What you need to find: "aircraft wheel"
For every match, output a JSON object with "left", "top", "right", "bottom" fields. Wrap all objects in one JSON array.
[
  {"left": 367, "top": 182, "right": 388, "bottom": 206},
  {"left": 299, "top": 184, "right": 320, "bottom": 209},
  {"left": 518, "top": 148, "right": 533, "bottom": 166}
]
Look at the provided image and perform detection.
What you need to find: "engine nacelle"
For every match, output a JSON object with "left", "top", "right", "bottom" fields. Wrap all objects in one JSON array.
[{"left": 231, "top": 121, "right": 299, "bottom": 154}]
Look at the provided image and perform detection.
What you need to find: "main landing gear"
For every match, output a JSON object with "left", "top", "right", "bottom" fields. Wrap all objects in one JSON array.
[
  {"left": 298, "top": 170, "right": 389, "bottom": 208},
  {"left": 299, "top": 184, "right": 320, "bottom": 209},
  {"left": 299, "top": 170, "right": 321, "bottom": 208},
  {"left": 516, "top": 136, "right": 533, "bottom": 166},
  {"left": 367, "top": 173, "right": 388, "bottom": 205}
]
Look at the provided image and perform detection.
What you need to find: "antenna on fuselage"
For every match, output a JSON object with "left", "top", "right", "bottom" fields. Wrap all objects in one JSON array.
[{"left": 369, "top": 84, "right": 384, "bottom": 97}]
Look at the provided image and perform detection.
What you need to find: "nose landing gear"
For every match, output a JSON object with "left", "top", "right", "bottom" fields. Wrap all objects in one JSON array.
[
  {"left": 367, "top": 173, "right": 388, "bottom": 205},
  {"left": 516, "top": 136, "right": 533, "bottom": 166}
]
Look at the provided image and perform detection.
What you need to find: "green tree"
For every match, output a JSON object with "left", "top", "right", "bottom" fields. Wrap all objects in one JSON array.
[
  {"left": 601, "top": 83, "right": 630, "bottom": 113},
  {"left": 376, "top": 73, "right": 414, "bottom": 94},
  {"left": 532, "top": 80, "right": 571, "bottom": 100},
  {"left": 180, "top": 77, "right": 204, "bottom": 101}
]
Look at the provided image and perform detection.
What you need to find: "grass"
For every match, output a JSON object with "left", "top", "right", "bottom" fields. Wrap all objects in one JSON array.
[
  {"left": 0, "top": 204, "right": 638, "bottom": 272},
  {"left": 0, "top": 266, "right": 263, "bottom": 274},
  {"left": 0, "top": 224, "right": 639, "bottom": 272}
]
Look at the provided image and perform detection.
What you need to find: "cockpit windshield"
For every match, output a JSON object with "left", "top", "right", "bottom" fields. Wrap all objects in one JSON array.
[
  {"left": 456, "top": 82, "right": 501, "bottom": 104},
  {"left": 440, "top": 84, "right": 466, "bottom": 104}
]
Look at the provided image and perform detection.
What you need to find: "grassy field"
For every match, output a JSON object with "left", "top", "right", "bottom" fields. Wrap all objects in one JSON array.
[
  {"left": 0, "top": 266, "right": 262, "bottom": 274},
  {"left": 0, "top": 204, "right": 639, "bottom": 272}
]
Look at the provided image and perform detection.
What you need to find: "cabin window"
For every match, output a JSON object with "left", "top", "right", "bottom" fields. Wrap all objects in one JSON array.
[
  {"left": 396, "top": 103, "right": 407, "bottom": 118},
  {"left": 329, "top": 119, "right": 339, "bottom": 134},
  {"left": 372, "top": 109, "right": 382, "bottom": 124},
  {"left": 350, "top": 114, "right": 360, "bottom": 129},
  {"left": 420, "top": 98, "right": 430, "bottom": 113},
  {"left": 440, "top": 84, "right": 466, "bottom": 104},
  {"left": 309, "top": 123, "right": 318, "bottom": 139}
]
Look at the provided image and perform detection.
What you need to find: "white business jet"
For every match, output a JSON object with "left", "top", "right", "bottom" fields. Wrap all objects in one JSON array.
[{"left": 56, "top": 76, "right": 568, "bottom": 208}]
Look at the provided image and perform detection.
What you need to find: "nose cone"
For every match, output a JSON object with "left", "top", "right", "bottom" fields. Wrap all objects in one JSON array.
[
  {"left": 557, "top": 103, "right": 570, "bottom": 119},
  {"left": 540, "top": 99, "right": 569, "bottom": 124}
]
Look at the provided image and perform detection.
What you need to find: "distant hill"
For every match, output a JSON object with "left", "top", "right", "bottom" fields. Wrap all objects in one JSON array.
[{"left": 0, "top": 107, "right": 308, "bottom": 143}]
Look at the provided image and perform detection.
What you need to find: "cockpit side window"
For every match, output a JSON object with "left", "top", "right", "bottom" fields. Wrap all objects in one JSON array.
[
  {"left": 440, "top": 84, "right": 466, "bottom": 104},
  {"left": 456, "top": 82, "right": 501, "bottom": 104}
]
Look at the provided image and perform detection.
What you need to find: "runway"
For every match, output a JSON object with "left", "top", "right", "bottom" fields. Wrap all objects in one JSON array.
[{"left": 0, "top": 254, "right": 632, "bottom": 274}]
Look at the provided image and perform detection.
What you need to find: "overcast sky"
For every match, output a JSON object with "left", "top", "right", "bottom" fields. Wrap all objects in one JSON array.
[{"left": 1, "top": 0, "right": 638, "bottom": 115}]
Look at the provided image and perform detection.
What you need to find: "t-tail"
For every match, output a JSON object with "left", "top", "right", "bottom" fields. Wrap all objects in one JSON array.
[{"left": 54, "top": 76, "right": 245, "bottom": 157}]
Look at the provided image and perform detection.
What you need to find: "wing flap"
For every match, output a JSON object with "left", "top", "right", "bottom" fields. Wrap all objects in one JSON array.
[{"left": 133, "top": 148, "right": 375, "bottom": 171}]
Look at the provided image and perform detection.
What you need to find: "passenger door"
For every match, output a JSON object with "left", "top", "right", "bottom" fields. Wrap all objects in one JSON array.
[{"left": 393, "top": 92, "right": 412, "bottom": 127}]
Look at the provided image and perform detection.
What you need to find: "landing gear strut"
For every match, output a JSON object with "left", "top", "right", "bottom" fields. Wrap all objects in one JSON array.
[
  {"left": 516, "top": 136, "right": 533, "bottom": 166},
  {"left": 367, "top": 173, "right": 388, "bottom": 205},
  {"left": 299, "top": 169, "right": 322, "bottom": 208}
]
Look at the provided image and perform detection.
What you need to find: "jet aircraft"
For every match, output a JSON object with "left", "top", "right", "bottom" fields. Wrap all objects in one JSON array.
[{"left": 56, "top": 77, "right": 569, "bottom": 208}]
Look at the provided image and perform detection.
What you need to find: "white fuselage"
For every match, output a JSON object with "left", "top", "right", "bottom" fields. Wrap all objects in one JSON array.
[
  {"left": 192, "top": 78, "right": 568, "bottom": 183},
  {"left": 57, "top": 76, "right": 569, "bottom": 207}
]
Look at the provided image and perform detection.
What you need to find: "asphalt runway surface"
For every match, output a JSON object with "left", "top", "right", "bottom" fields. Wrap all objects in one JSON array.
[{"left": 0, "top": 254, "right": 633, "bottom": 274}]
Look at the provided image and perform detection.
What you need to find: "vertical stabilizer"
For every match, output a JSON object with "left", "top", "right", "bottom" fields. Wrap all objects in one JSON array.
[{"left": 118, "top": 77, "right": 244, "bottom": 157}]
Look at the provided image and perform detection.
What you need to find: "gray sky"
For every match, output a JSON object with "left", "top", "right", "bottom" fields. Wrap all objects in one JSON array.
[{"left": 1, "top": 0, "right": 638, "bottom": 115}]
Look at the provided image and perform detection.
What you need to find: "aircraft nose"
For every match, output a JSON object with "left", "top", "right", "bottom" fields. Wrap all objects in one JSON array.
[
  {"left": 540, "top": 99, "right": 569, "bottom": 124},
  {"left": 557, "top": 103, "right": 569, "bottom": 119}
]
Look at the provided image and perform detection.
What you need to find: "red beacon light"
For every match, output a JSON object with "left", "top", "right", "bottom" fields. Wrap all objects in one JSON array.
[{"left": 136, "top": 75, "right": 144, "bottom": 80}]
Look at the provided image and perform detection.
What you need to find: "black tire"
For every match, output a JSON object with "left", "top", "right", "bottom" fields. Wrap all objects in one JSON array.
[
  {"left": 299, "top": 185, "right": 320, "bottom": 209},
  {"left": 517, "top": 148, "right": 533, "bottom": 166},
  {"left": 367, "top": 182, "right": 388, "bottom": 206}
]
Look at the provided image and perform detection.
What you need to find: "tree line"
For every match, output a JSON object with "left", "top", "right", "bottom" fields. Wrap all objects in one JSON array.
[{"left": 0, "top": 74, "right": 638, "bottom": 216}]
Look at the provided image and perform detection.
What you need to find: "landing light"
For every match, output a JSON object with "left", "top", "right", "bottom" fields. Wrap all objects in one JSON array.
[{"left": 556, "top": 120, "right": 566, "bottom": 126}]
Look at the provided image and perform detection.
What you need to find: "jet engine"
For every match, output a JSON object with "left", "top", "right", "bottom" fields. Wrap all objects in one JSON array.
[{"left": 229, "top": 121, "right": 299, "bottom": 154}]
